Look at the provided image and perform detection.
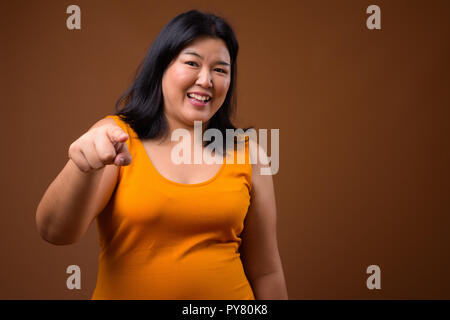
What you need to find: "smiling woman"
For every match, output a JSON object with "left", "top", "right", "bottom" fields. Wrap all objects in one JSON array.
[
  {"left": 35, "top": 9, "right": 288, "bottom": 300},
  {"left": 162, "top": 36, "right": 231, "bottom": 129},
  {"left": 113, "top": 10, "right": 241, "bottom": 149}
]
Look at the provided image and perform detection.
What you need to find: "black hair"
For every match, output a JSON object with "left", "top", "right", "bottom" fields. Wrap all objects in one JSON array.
[{"left": 113, "top": 9, "right": 250, "bottom": 152}]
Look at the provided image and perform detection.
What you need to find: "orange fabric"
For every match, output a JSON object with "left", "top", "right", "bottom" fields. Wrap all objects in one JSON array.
[{"left": 91, "top": 115, "right": 255, "bottom": 300}]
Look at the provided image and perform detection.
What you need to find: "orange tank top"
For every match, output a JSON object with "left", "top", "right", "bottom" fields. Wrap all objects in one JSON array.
[{"left": 91, "top": 115, "right": 255, "bottom": 300}]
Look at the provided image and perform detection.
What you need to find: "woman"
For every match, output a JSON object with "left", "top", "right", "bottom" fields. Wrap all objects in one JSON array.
[{"left": 36, "top": 10, "right": 288, "bottom": 300}]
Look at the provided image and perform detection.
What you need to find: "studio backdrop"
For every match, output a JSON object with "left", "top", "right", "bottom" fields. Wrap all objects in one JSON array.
[{"left": 1, "top": 0, "right": 449, "bottom": 299}]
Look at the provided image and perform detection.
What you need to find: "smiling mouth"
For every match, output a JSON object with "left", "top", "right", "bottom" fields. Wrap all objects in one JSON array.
[{"left": 186, "top": 93, "right": 212, "bottom": 102}]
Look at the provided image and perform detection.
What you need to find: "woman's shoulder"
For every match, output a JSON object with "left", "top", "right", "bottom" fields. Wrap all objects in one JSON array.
[
  {"left": 104, "top": 115, "right": 127, "bottom": 131},
  {"left": 247, "top": 136, "right": 272, "bottom": 177}
]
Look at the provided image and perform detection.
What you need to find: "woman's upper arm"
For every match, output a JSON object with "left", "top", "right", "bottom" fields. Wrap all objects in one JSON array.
[{"left": 240, "top": 139, "right": 283, "bottom": 281}]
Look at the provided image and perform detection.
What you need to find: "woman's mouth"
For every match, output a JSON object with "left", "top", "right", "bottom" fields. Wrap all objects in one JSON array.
[{"left": 187, "top": 93, "right": 211, "bottom": 107}]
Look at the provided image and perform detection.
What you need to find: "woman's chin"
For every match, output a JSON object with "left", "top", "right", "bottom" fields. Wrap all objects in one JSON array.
[{"left": 182, "top": 113, "right": 211, "bottom": 126}]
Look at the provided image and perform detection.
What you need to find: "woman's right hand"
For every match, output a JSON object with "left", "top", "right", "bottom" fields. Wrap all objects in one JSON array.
[{"left": 68, "top": 124, "right": 132, "bottom": 172}]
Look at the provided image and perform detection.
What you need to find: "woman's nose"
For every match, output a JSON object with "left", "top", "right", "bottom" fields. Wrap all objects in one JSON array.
[{"left": 195, "top": 68, "right": 213, "bottom": 88}]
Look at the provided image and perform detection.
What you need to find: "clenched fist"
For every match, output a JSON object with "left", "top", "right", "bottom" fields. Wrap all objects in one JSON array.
[{"left": 68, "top": 123, "right": 132, "bottom": 172}]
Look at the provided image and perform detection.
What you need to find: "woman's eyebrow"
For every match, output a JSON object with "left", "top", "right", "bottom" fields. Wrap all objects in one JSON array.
[{"left": 183, "top": 50, "right": 230, "bottom": 66}]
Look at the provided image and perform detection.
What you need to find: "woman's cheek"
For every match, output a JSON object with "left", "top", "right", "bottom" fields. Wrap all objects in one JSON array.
[
  {"left": 173, "top": 67, "right": 193, "bottom": 85},
  {"left": 219, "top": 77, "right": 230, "bottom": 92},
  {"left": 219, "top": 80, "right": 230, "bottom": 101}
]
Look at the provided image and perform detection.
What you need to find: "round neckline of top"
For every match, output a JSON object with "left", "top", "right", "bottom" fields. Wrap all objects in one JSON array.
[{"left": 137, "top": 138, "right": 227, "bottom": 187}]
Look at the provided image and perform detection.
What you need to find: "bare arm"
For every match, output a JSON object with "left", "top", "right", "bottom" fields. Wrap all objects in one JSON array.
[
  {"left": 35, "top": 118, "right": 129, "bottom": 245},
  {"left": 240, "top": 139, "right": 288, "bottom": 299}
]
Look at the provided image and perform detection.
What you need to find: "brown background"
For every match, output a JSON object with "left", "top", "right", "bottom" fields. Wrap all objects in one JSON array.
[{"left": 1, "top": 0, "right": 449, "bottom": 299}]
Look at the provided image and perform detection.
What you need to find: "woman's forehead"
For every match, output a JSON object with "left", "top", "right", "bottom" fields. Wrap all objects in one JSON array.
[{"left": 180, "top": 37, "right": 230, "bottom": 62}]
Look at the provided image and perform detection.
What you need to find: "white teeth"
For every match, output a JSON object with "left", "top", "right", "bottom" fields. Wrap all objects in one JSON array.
[{"left": 187, "top": 93, "right": 211, "bottom": 102}]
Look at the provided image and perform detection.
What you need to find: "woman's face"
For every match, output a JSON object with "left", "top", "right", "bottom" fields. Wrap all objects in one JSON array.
[{"left": 161, "top": 36, "right": 231, "bottom": 130}]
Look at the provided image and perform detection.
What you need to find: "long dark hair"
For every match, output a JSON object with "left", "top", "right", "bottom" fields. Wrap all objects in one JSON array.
[{"left": 114, "top": 10, "right": 248, "bottom": 152}]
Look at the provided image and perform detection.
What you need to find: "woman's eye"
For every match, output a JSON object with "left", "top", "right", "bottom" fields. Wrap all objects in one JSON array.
[
  {"left": 186, "top": 61, "right": 198, "bottom": 67},
  {"left": 214, "top": 68, "right": 227, "bottom": 74}
]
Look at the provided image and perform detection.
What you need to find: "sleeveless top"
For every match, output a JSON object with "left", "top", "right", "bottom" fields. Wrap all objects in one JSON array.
[{"left": 91, "top": 115, "right": 255, "bottom": 300}]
